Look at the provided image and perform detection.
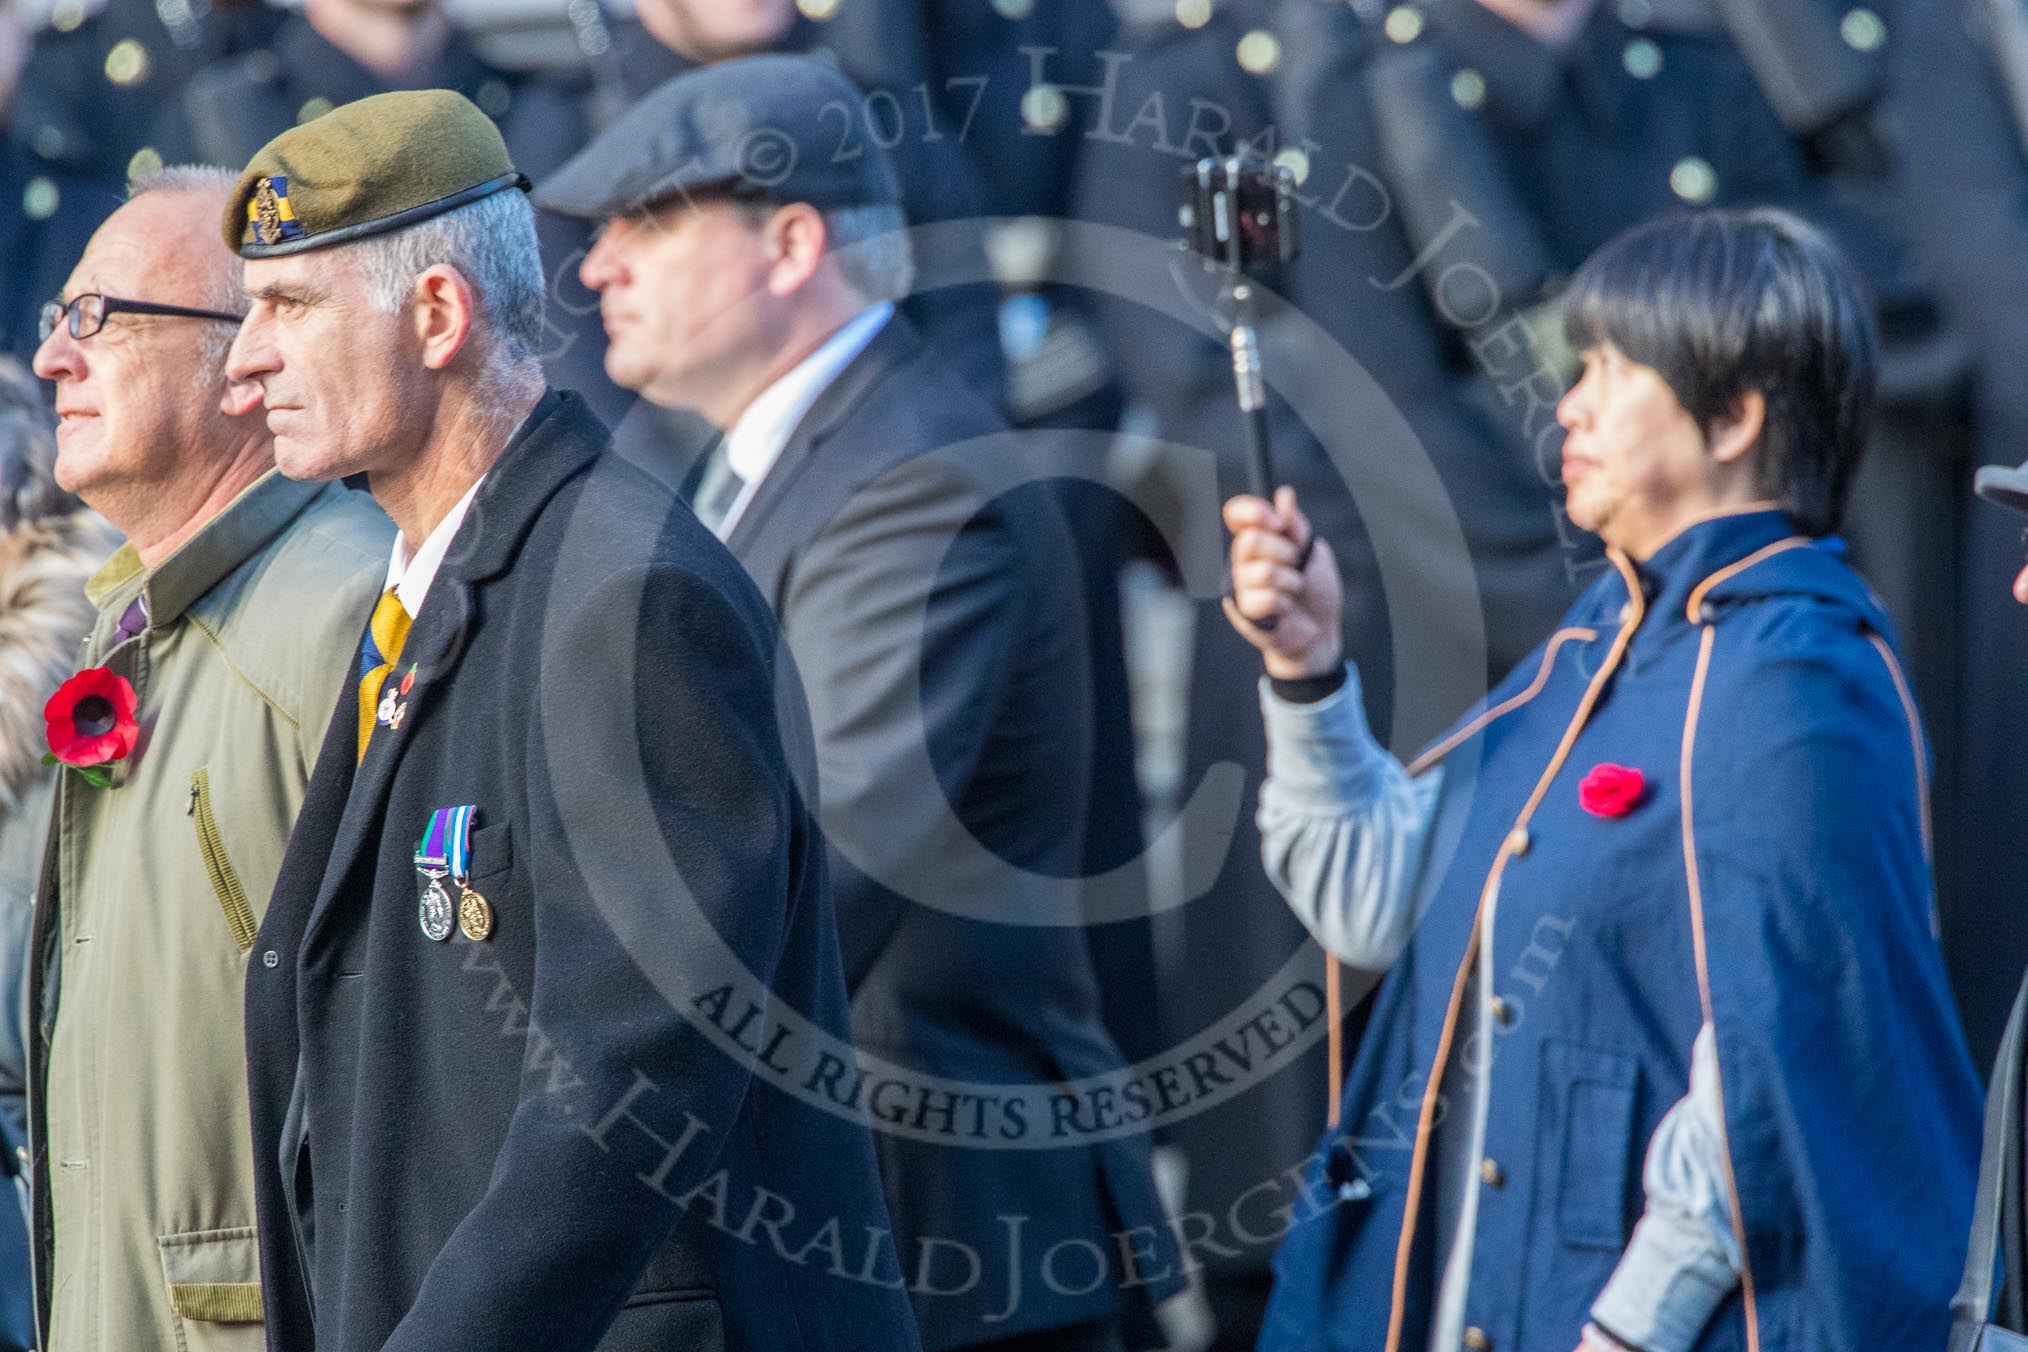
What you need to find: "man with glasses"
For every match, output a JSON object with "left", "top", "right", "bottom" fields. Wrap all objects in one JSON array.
[{"left": 24, "top": 164, "right": 389, "bottom": 1352}]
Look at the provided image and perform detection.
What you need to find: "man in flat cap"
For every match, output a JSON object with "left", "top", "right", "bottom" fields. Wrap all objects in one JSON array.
[
  {"left": 599, "top": 0, "right": 1003, "bottom": 402},
  {"left": 25, "top": 164, "right": 389, "bottom": 1352},
  {"left": 224, "top": 89, "right": 920, "bottom": 1352},
  {"left": 543, "top": 56, "right": 1181, "bottom": 1352}
]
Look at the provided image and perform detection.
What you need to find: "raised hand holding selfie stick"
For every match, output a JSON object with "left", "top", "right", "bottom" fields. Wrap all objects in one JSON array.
[{"left": 1182, "top": 153, "right": 1304, "bottom": 624}]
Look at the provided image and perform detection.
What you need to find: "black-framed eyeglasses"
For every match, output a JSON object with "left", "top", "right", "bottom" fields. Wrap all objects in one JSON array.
[{"left": 38, "top": 293, "right": 246, "bottom": 344}]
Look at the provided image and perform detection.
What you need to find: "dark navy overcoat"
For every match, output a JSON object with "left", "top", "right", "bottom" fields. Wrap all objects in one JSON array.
[
  {"left": 242, "top": 393, "right": 922, "bottom": 1352},
  {"left": 1259, "top": 507, "right": 1982, "bottom": 1352}
]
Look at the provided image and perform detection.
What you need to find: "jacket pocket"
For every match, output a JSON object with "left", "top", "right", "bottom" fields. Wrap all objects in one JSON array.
[
  {"left": 1538, "top": 1039, "right": 1640, "bottom": 1251},
  {"left": 188, "top": 770, "right": 257, "bottom": 952},
  {"left": 158, "top": 1226, "right": 263, "bottom": 1350},
  {"left": 596, "top": 1288, "right": 723, "bottom": 1352},
  {"left": 466, "top": 820, "right": 513, "bottom": 884}
]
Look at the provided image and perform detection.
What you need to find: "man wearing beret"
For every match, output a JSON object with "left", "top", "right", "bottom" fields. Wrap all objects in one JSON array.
[
  {"left": 224, "top": 89, "right": 921, "bottom": 1352},
  {"left": 543, "top": 56, "right": 1182, "bottom": 1352},
  {"left": 159, "top": 0, "right": 624, "bottom": 421},
  {"left": 26, "top": 165, "right": 389, "bottom": 1352}
]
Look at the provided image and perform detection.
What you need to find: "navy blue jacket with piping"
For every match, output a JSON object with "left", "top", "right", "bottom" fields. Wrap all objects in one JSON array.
[{"left": 1258, "top": 506, "right": 1981, "bottom": 1352}]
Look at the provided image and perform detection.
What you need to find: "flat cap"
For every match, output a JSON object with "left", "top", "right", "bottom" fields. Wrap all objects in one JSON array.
[
  {"left": 533, "top": 54, "right": 901, "bottom": 221},
  {"left": 224, "top": 89, "right": 528, "bottom": 259}
]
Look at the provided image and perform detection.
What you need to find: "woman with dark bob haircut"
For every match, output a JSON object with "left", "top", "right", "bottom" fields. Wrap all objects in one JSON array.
[{"left": 1221, "top": 209, "right": 1981, "bottom": 1352}]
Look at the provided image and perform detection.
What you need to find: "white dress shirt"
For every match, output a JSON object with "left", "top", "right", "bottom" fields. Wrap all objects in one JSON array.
[
  {"left": 711, "top": 301, "right": 893, "bottom": 539},
  {"left": 385, "top": 475, "right": 485, "bottom": 620}
]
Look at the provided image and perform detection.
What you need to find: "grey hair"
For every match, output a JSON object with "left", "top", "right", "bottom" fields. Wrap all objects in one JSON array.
[
  {"left": 348, "top": 189, "right": 548, "bottom": 402},
  {"left": 128, "top": 163, "right": 239, "bottom": 205},
  {"left": 734, "top": 200, "right": 916, "bottom": 302},
  {"left": 0, "top": 358, "right": 76, "bottom": 533},
  {"left": 823, "top": 204, "right": 915, "bottom": 302},
  {"left": 126, "top": 163, "right": 247, "bottom": 373}
]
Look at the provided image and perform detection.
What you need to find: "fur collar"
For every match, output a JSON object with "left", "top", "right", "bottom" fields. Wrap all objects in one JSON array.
[{"left": 0, "top": 512, "right": 116, "bottom": 813}]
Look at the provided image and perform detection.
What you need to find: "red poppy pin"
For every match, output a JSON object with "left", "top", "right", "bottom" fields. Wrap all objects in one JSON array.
[
  {"left": 42, "top": 667, "right": 139, "bottom": 789},
  {"left": 1578, "top": 763, "right": 1646, "bottom": 818}
]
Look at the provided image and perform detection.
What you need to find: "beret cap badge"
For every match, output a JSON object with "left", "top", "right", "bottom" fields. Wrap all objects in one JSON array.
[{"left": 250, "top": 176, "right": 302, "bottom": 246}]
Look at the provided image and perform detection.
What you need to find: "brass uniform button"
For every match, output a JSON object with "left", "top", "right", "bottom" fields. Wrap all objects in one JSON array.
[
  {"left": 1464, "top": 1328, "right": 1492, "bottom": 1351},
  {"left": 1670, "top": 155, "right": 1718, "bottom": 204},
  {"left": 1490, "top": 997, "right": 1515, "bottom": 1026},
  {"left": 1480, "top": 1158, "right": 1505, "bottom": 1188},
  {"left": 1506, "top": 826, "right": 1531, "bottom": 858}
]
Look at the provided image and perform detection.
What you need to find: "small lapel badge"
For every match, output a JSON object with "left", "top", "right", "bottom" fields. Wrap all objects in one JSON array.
[{"left": 377, "top": 664, "right": 417, "bottom": 732}]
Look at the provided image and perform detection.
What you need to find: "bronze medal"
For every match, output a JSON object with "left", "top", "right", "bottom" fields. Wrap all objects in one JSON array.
[{"left": 458, "top": 885, "right": 493, "bottom": 941}]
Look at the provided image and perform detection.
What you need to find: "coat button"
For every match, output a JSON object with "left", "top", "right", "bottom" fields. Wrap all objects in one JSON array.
[
  {"left": 1490, "top": 997, "right": 1515, "bottom": 1026},
  {"left": 1617, "top": 601, "right": 1635, "bottom": 625},
  {"left": 13, "top": 1146, "right": 24, "bottom": 1166},
  {"left": 1479, "top": 1158, "right": 1506, "bottom": 1188},
  {"left": 1698, "top": 603, "right": 1718, "bottom": 624},
  {"left": 261, "top": 950, "right": 279, "bottom": 969},
  {"left": 1464, "top": 1329, "right": 1492, "bottom": 1351},
  {"left": 1506, "top": 826, "right": 1531, "bottom": 857}
]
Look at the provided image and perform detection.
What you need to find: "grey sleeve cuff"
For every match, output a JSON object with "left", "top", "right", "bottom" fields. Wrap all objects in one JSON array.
[
  {"left": 1258, "top": 666, "right": 1395, "bottom": 814},
  {"left": 1589, "top": 1205, "right": 1739, "bottom": 1352}
]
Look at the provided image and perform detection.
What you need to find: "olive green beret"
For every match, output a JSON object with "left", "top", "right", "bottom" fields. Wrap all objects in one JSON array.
[{"left": 223, "top": 89, "right": 529, "bottom": 259}]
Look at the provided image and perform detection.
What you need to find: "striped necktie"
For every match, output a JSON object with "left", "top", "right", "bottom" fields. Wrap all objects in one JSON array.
[{"left": 356, "top": 588, "right": 412, "bottom": 763}]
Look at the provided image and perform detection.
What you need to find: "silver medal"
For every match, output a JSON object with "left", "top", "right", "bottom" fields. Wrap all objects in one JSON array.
[{"left": 418, "top": 873, "right": 455, "bottom": 942}]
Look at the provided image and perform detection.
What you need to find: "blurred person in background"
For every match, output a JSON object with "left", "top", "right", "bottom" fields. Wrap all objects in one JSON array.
[
  {"left": 0, "top": 354, "right": 109, "bottom": 1352},
  {"left": 589, "top": 0, "right": 1169, "bottom": 1097},
  {"left": 1, "top": 0, "right": 277, "bottom": 360},
  {"left": 548, "top": 54, "right": 1182, "bottom": 1352},
  {"left": 594, "top": 0, "right": 1003, "bottom": 405},
  {"left": 1883, "top": 0, "right": 2028, "bottom": 1063}
]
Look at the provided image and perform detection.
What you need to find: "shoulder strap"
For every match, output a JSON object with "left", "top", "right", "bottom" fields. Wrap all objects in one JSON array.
[
  {"left": 1952, "top": 971, "right": 2028, "bottom": 1347},
  {"left": 1360, "top": 42, "right": 1555, "bottom": 328},
  {"left": 1708, "top": 0, "right": 1879, "bottom": 139}
]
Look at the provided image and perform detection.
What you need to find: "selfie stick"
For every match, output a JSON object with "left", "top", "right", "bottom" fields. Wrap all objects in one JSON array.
[
  {"left": 1203, "top": 154, "right": 1277, "bottom": 500},
  {"left": 1229, "top": 285, "right": 1274, "bottom": 503}
]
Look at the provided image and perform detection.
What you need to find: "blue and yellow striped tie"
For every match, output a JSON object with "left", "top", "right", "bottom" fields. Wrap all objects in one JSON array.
[{"left": 357, "top": 588, "right": 412, "bottom": 763}]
